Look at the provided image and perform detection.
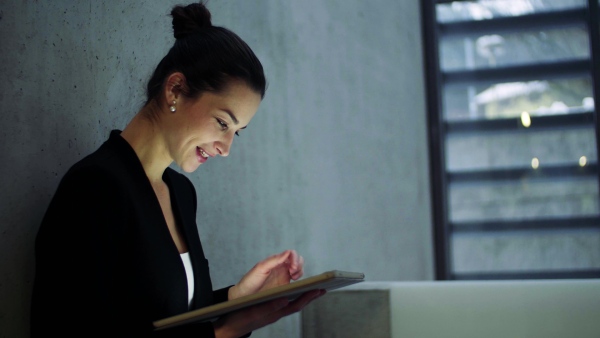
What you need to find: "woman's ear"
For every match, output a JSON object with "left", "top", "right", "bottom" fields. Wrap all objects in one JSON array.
[{"left": 164, "top": 72, "right": 187, "bottom": 102}]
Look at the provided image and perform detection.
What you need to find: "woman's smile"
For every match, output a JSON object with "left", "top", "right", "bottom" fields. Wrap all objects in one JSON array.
[{"left": 196, "top": 146, "right": 210, "bottom": 163}]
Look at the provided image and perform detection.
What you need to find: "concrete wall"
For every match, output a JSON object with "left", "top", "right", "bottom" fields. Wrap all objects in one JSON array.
[{"left": 0, "top": 1, "right": 432, "bottom": 337}]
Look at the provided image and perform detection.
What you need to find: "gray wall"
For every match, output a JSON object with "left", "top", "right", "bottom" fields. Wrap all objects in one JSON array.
[{"left": 0, "top": 1, "right": 432, "bottom": 337}]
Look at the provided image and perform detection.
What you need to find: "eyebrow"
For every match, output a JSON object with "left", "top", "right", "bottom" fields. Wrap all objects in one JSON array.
[{"left": 222, "top": 109, "right": 239, "bottom": 125}]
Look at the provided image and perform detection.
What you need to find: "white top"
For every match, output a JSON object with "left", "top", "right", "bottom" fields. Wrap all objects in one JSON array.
[{"left": 180, "top": 252, "right": 195, "bottom": 309}]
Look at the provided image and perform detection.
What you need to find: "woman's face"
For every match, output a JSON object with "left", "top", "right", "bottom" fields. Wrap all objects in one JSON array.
[{"left": 166, "top": 80, "right": 262, "bottom": 173}]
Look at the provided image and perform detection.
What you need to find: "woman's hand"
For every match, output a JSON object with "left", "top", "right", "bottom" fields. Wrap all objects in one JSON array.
[
  {"left": 228, "top": 250, "right": 305, "bottom": 300},
  {"left": 213, "top": 289, "right": 325, "bottom": 338}
]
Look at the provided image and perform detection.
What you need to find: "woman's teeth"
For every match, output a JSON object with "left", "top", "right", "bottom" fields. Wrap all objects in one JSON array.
[{"left": 198, "top": 147, "right": 208, "bottom": 158}]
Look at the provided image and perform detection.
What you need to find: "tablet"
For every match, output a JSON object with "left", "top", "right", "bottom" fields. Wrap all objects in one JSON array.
[{"left": 154, "top": 270, "right": 365, "bottom": 330}]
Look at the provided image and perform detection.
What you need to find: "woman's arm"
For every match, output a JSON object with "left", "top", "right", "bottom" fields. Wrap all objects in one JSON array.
[{"left": 31, "top": 167, "right": 135, "bottom": 336}]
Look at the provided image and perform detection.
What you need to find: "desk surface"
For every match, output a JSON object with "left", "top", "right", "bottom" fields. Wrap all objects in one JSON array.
[{"left": 379, "top": 280, "right": 600, "bottom": 338}]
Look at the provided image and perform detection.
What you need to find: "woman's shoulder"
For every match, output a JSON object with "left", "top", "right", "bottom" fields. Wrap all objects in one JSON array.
[
  {"left": 61, "top": 150, "right": 121, "bottom": 186},
  {"left": 50, "top": 146, "right": 143, "bottom": 208},
  {"left": 62, "top": 134, "right": 145, "bottom": 188}
]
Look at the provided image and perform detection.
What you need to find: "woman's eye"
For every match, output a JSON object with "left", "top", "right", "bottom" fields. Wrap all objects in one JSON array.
[
  {"left": 217, "top": 119, "right": 227, "bottom": 130},
  {"left": 217, "top": 118, "right": 239, "bottom": 136}
]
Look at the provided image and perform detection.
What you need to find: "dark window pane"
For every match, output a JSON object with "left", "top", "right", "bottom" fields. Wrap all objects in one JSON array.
[
  {"left": 446, "top": 127, "right": 597, "bottom": 171},
  {"left": 451, "top": 229, "right": 600, "bottom": 273},
  {"left": 449, "top": 177, "right": 599, "bottom": 222},
  {"left": 440, "top": 27, "right": 589, "bottom": 71},
  {"left": 443, "top": 77, "right": 594, "bottom": 121},
  {"left": 437, "top": 0, "right": 586, "bottom": 23}
]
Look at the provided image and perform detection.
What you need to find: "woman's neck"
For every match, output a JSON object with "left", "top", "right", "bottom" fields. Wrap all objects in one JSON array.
[{"left": 121, "top": 105, "right": 173, "bottom": 184}]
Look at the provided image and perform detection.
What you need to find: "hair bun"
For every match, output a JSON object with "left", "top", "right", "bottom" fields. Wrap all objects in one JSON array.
[{"left": 171, "top": 2, "right": 212, "bottom": 40}]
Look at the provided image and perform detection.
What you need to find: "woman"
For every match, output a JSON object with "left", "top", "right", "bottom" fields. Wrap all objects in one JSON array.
[{"left": 30, "top": 2, "right": 324, "bottom": 337}]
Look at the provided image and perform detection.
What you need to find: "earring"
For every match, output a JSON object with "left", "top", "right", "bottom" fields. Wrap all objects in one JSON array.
[{"left": 169, "top": 100, "right": 177, "bottom": 112}]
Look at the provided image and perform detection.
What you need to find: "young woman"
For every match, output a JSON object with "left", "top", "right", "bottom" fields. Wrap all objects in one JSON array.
[{"left": 31, "top": 2, "right": 324, "bottom": 337}]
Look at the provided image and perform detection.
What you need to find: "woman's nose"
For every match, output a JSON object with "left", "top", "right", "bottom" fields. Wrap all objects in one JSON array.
[{"left": 216, "top": 133, "right": 233, "bottom": 157}]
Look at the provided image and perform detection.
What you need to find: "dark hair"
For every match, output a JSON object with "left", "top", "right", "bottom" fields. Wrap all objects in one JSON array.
[{"left": 145, "top": 2, "right": 266, "bottom": 106}]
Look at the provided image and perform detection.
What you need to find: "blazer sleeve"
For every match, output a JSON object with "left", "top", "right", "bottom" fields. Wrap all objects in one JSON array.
[{"left": 32, "top": 167, "right": 133, "bottom": 336}]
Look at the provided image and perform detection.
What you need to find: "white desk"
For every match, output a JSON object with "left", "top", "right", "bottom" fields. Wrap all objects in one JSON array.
[{"left": 348, "top": 280, "right": 600, "bottom": 338}]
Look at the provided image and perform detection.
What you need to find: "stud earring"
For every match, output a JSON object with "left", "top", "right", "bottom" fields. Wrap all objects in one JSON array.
[{"left": 169, "top": 100, "right": 177, "bottom": 112}]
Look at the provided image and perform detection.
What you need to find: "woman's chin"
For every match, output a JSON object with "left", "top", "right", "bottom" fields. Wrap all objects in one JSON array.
[{"left": 180, "top": 161, "right": 201, "bottom": 173}]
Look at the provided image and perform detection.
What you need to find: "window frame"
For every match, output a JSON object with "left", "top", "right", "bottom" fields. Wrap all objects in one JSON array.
[{"left": 421, "top": 0, "right": 600, "bottom": 280}]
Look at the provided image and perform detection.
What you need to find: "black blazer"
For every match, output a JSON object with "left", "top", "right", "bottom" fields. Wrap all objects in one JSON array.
[{"left": 31, "top": 131, "right": 228, "bottom": 337}]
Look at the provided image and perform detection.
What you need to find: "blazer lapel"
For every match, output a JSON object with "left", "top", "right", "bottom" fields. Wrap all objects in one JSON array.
[{"left": 164, "top": 169, "right": 214, "bottom": 310}]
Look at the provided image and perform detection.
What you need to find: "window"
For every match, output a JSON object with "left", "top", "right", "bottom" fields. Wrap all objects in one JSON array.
[{"left": 422, "top": 0, "right": 600, "bottom": 279}]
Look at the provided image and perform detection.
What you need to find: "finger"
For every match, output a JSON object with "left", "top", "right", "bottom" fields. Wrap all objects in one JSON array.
[
  {"left": 250, "top": 297, "right": 290, "bottom": 320},
  {"left": 287, "top": 250, "right": 302, "bottom": 276},
  {"left": 288, "top": 250, "right": 299, "bottom": 269},
  {"left": 290, "top": 256, "right": 304, "bottom": 280},
  {"left": 267, "top": 297, "right": 290, "bottom": 312},
  {"left": 232, "top": 297, "right": 291, "bottom": 330},
  {"left": 276, "top": 289, "right": 325, "bottom": 317},
  {"left": 258, "top": 290, "right": 325, "bottom": 328},
  {"left": 256, "top": 297, "right": 294, "bottom": 325},
  {"left": 254, "top": 250, "right": 292, "bottom": 275}
]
